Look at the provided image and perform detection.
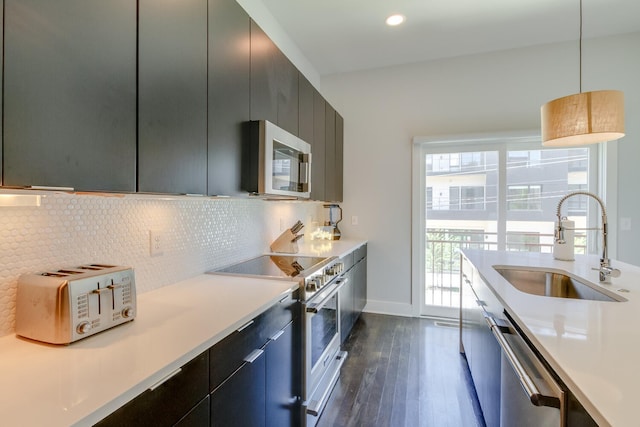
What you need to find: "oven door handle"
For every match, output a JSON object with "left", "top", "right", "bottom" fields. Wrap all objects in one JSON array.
[{"left": 306, "top": 278, "right": 348, "bottom": 314}]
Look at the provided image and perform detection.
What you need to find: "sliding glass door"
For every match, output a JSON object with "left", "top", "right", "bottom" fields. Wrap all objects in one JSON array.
[{"left": 414, "top": 134, "right": 596, "bottom": 318}]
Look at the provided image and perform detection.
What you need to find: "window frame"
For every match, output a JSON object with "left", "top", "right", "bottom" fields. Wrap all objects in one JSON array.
[{"left": 411, "top": 131, "right": 601, "bottom": 317}]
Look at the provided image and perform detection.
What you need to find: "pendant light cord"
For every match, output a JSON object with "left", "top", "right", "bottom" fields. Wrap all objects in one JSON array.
[{"left": 579, "top": 0, "right": 583, "bottom": 93}]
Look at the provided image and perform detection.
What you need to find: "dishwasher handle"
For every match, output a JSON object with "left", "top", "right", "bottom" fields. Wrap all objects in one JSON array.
[{"left": 490, "top": 322, "right": 563, "bottom": 410}]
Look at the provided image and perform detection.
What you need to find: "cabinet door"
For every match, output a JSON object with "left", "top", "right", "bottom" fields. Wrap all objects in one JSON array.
[
  {"left": 335, "top": 112, "right": 344, "bottom": 202},
  {"left": 311, "top": 90, "right": 326, "bottom": 201},
  {"left": 208, "top": 0, "right": 250, "bottom": 196},
  {"left": 250, "top": 20, "right": 278, "bottom": 124},
  {"left": 3, "top": 0, "right": 136, "bottom": 192},
  {"left": 95, "top": 352, "right": 209, "bottom": 427},
  {"left": 354, "top": 256, "right": 367, "bottom": 315},
  {"left": 175, "top": 396, "right": 210, "bottom": 427},
  {"left": 0, "top": 1, "right": 3, "bottom": 182},
  {"left": 298, "top": 74, "right": 314, "bottom": 144},
  {"left": 276, "top": 52, "right": 299, "bottom": 136},
  {"left": 265, "top": 321, "right": 300, "bottom": 427},
  {"left": 138, "top": 0, "right": 207, "bottom": 194},
  {"left": 340, "top": 270, "right": 355, "bottom": 343},
  {"left": 210, "top": 351, "right": 266, "bottom": 427},
  {"left": 324, "top": 103, "right": 337, "bottom": 201}
]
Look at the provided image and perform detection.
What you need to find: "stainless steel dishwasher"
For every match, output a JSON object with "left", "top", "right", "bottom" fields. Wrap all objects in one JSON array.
[{"left": 490, "top": 314, "right": 565, "bottom": 427}]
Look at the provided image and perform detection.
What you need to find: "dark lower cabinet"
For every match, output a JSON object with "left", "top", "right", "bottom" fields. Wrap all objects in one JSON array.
[
  {"left": 210, "top": 349, "right": 267, "bottom": 427},
  {"left": 3, "top": 0, "right": 137, "bottom": 192},
  {"left": 354, "top": 247, "right": 367, "bottom": 314},
  {"left": 265, "top": 321, "right": 299, "bottom": 427},
  {"left": 176, "top": 396, "right": 210, "bottom": 427},
  {"left": 138, "top": 0, "right": 208, "bottom": 194},
  {"left": 210, "top": 320, "right": 299, "bottom": 427},
  {"left": 340, "top": 244, "right": 367, "bottom": 343},
  {"left": 339, "top": 268, "right": 356, "bottom": 343},
  {"left": 209, "top": 292, "right": 300, "bottom": 427},
  {"left": 94, "top": 352, "right": 209, "bottom": 427}
]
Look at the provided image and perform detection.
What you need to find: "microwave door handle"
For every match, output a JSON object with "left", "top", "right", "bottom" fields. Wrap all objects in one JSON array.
[{"left": 299, "top": 153, "right": 310, "bottom": 185}]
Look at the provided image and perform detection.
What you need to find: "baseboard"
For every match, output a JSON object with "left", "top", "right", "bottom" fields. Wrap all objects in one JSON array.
[{"left": 361, "top": 300, "right": 416, "bottom": 317}]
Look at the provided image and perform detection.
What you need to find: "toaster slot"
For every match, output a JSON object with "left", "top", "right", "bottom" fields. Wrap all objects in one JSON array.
[
  {"left": 57, "top": 269, "right": 83, "bottom": 275},
  {"left": 41, "top": 272, "right": 69, "bottom": 277},
  {"left": 89, "top": 264, "right": 116, "bottom": 269}
]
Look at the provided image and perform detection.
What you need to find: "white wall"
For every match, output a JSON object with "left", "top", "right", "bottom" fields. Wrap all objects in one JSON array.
[
  {"left": 235, "top": 0, "right": 320, "bottom": 88},
  {"left": 321, "top": 32, "right": 640, "bottom": 315}
]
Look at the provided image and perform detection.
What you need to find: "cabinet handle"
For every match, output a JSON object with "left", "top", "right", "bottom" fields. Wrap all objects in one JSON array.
[
  {"left": 243, "top": 349, "right": 264, "bottom": 364},
  {"left": 475, "top": 299, "right": 486, "bottom": 307},
  {"left": 148, "top": 368, "right": 182, "bottom": 391},
  {"left": 236, "top": 320, "right": 254, "bottom": 332},
  {"left": 279, "top": 295, "right": 290, "bottom": 304},
  {"left": 270, "top": 329, "right": 285, "bottom": 341}
]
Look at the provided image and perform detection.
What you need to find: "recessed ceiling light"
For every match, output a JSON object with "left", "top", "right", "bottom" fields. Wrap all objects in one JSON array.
[{"left": 385, "top": 14, "right": 405, "bottom": 27}]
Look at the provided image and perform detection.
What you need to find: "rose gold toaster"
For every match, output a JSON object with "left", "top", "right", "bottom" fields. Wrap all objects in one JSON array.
[{"left": 15, "top": 264, "right": 136, "bottom": 344}]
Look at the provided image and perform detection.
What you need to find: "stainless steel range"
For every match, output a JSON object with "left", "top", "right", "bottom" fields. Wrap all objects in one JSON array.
[{"left": 210, "top": 254, "right": 347, "bottom": 427}]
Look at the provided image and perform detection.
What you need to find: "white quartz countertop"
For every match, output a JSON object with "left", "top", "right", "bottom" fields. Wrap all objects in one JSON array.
[
  {"left": 463, "top": 249, "right": 640, "bottom": 427},
  {"left": 294, "top": 238, "right": 367, "bottom": 259},
  {"left": 0, "top": 274, "right": 297, "bottom": 427}
]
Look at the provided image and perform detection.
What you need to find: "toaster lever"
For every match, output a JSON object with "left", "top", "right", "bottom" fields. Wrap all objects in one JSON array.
[{"left": 92, "top": 288, "right": 111, "bottom": 294}]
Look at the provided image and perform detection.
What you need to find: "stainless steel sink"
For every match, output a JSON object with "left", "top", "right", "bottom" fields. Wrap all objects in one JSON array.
[{"left": 493, "top": 266, "right": 626, "bottom": 302}]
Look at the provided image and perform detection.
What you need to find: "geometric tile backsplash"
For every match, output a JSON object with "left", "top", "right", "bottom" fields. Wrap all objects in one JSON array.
[{"left": 0, "top": 190, "right": 324, "bottom": 337}]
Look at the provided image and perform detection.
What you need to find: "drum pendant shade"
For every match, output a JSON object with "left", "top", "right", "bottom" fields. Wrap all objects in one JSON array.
[{"left": 541, "top": 90, "right": 625, "bottom": 146}]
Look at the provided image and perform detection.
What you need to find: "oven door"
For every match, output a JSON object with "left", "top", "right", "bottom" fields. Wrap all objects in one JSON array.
[{"left": 303, "top": 278, "right": 348, "bottom": 425}]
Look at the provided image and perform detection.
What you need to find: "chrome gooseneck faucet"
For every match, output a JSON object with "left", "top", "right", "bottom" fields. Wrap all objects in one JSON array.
[{"left": 555, "top": 191, "right": 620, "bottom": 283}]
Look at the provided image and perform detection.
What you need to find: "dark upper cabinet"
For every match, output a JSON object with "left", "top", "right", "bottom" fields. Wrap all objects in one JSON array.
[
  {"left": 138, "top": 0, "right": 208, "bottom": 195},
  {"left": 276, "top": 53, "right": 299, "bottom": 136},
  {"left": 250, "top": 20, "right": 278, "bottom": 124},
  {"left": 0, "top": 1, "right": 3, "bottom": 182},
  {"left": 208, "top": 0, "right": 251, "bottom": 196},
  {"left": 3, "top": 0, "right": 136, "bottom": 192},
  {"left": 311, "top": 90, "right": 326, "bottom": 201},
  {"left": 335, "top": 112, "right": 344, "bottom": 202},
  {"left": 250, "top": 20, "right": 299, "bottom": 136},
  {"left": 324, "top": 103, "right": 337, "bottom": 202},
  {"left": 298, "top": 74, "right": 314, "bottom": 144}
]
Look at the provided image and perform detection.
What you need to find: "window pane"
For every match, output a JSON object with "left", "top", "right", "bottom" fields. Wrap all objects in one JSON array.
[
  {"left": 506, "top": 147, "right": 589, "bottom": 253},
  {"left": 424, "top": 145, "right": 592, "bottom": 313}
]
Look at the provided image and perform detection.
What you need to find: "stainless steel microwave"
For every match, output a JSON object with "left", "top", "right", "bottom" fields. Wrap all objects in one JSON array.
[{"left": 243, "top": 120, "right": 312, "bottom": 198}]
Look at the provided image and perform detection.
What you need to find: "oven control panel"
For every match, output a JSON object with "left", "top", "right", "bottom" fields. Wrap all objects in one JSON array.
[{"left": 305, "top": 260, "right": 344, "bottom": 297}]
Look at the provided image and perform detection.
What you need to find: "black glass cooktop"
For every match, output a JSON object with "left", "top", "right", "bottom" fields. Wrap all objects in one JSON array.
[{"left": 211, "top": 255, "right": 328, "bottom": 279}]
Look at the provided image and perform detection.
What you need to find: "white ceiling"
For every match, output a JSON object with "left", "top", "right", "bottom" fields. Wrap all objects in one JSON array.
[{"left": 260, "top": 0, "right": 640, "bottom": 76}]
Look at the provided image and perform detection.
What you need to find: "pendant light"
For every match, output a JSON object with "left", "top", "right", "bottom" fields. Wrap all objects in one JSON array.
[{"left": 540, "top": 0, "right": 625, "bottom": 146}]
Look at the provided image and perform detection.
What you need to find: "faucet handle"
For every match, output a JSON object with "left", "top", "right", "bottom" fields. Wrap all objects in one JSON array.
[{"left": 593, "top": 266, "right": 621, "bottom": 283}]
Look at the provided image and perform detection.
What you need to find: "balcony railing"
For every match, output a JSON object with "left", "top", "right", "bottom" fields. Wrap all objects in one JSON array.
[{"left": 425, "top": 229, "right": 587, "bottom": 308}]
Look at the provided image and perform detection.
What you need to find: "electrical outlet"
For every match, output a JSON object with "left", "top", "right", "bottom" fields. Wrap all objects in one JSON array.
[
  {"left": 351, "top": 215, "right": 359, "bottom": 226},
  {"left": 150, "top": 230, "right": 163, "bottom": 256}
]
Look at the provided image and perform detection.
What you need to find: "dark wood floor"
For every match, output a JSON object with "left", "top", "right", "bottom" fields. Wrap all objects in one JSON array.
[{"left": 317, "top": 313, "right": 485, "bottom": 427}]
